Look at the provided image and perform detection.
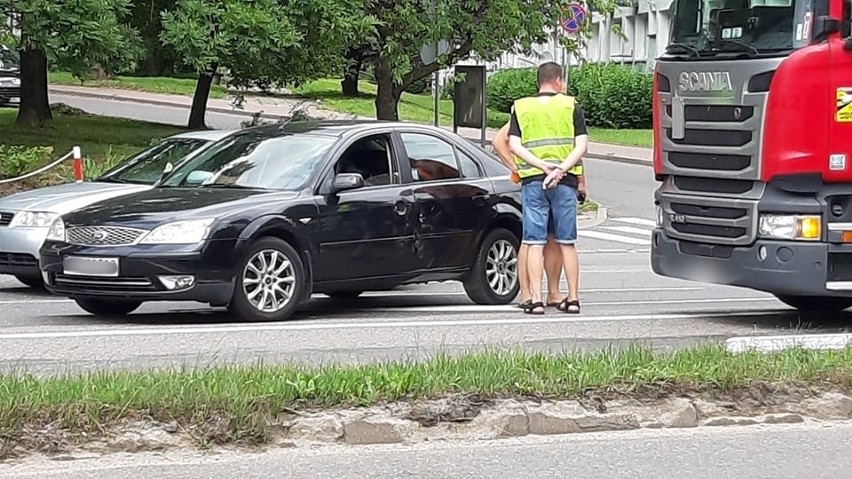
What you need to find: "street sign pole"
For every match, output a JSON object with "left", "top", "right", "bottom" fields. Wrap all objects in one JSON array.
[{"left": 431, "top": 0, "right": 439, "bottom": 127}]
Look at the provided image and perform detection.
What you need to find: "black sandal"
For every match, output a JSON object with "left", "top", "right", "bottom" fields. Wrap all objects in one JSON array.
[
  {"left": 518, "top": 299, "right": 532, "bottom": 309},
  {"left": 557, "top": 298, "right": 581, "bottom": 314},
  {"left": 523, "top": 301, "right": 546, "bottom": 315}
]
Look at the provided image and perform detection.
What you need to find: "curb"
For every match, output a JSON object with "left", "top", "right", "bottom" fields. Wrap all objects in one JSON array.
[
  {"left": 20, "top": 390, "right": 852, "bottom": 458},
  {"left": 585, "top": 151, "right": 652, "bottom": 167},
  {"left": 578, "top": 205, "right": 607, "bottom": 230}
]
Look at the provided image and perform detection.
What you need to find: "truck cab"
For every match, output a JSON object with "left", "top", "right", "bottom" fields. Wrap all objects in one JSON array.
[
  {"left": 0, "top": 45, "right": 20, "bottom": 108},
  {"left": 651, "top": 0, "right": 852, "bottom": 311}
]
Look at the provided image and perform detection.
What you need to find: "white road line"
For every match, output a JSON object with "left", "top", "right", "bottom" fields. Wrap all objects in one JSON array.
[
  {"left": 726, "top": 333, "right": 852, "bottom": 353},
  {"left": 611, "top": 217, "right": 657, "bottom": 228},
  {"left": 0, "top": 310, "right": 785, "bottom": 341},
  {"left": 368, "top": 297, "right": 778, "bottom": 313},
  {"left": 579, "top": 230, "right": 652, "bottom": 246},
  {"left": 357, "top": 286, "right": 704, "bottom": 297},
  {"left": 601, "top": 225, "right": 652, "bottom": 237}
]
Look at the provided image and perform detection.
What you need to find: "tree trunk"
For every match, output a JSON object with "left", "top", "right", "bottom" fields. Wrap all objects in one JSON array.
[
  {"left": 341, "top": 48, "right": 362, "bottom": 97},
  {"left": 187, "top": 65, "right": 217, "bottom": 130},
  {"left": 374, "top": 59, "right": 401, "bottom": 121},
  {"left": 15, "top": 47, "right": 52, "bottom": 128}
]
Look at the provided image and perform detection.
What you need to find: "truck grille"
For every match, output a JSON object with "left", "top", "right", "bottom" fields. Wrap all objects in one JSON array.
[
  {"left": 0, "top": 212, "right": 13, "bottom": 227},
  {"left": 66, "top": 226, "right": 148, "bottom": 246},
  {"left": 660, "top": 195, "right": 757, "bottom": 246}
]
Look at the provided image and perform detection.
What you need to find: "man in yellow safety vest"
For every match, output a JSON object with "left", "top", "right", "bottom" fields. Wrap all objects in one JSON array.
[
  {"left": 491, "top": 123, "right": 586, "bottom": 310},
  {"left": 508, "top": 62, "right": 588, "bottom": 315}
]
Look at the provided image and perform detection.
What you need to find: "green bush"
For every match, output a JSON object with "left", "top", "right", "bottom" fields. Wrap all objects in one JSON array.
[
  {"left": 484, "top": 63, "right": 652, "bottom": 129},
  {"left": 405, "top": 76, "right": 429, "bottom": 95},
  {"left": 0, "top": 146, "right": 55, "bottom": 179},
  {"left": 568, "top": 63, "right": 652, "bottom": 129},
  {"left": 485, "top": 67, "right": 538, "bottom": 113}
]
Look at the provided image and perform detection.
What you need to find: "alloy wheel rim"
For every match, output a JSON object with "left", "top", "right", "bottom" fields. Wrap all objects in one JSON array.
[
  {"left": 486, "top": 239, "right": 518, "bottom": 296},
  {"left": 243, "top": 249, "right": 296, "bottom": 313}
]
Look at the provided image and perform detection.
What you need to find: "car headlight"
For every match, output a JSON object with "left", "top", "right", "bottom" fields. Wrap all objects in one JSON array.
[
  {"left": 758, "top": 214, "right": 821, "bottom": 241},
  {"left": 139, "top": 219, "right": 215, "bottom": 244},
  {"left": 45, "top": 217, "right": 66, "bottom": 242},
  {"left": 9, "top": 211, "right": 59, "bottom": 228}
]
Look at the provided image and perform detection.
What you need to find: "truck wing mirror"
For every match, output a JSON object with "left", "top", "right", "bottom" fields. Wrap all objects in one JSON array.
[{"left": 845, "top": 37, "right": 852, "bottom": 52}]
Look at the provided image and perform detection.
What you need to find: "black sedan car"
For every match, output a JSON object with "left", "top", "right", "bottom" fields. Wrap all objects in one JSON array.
[{"left": 39, "top": 120, "right": 524, "bottom": 321}]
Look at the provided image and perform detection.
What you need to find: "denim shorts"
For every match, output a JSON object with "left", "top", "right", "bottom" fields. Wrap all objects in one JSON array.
[{"left": 521, "top": 179, "right": 578, "bottom": 245}]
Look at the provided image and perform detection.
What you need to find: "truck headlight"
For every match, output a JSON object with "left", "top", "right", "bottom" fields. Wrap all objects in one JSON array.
[
  {"left": 758, "top": 214, "right": 821, "bottom": 241},
  {"left": 46, "top": 218, "right": 66, "bottom": 242},
  {"left": 655, "top": 204, "right": 663, "bottom": 227},
  {"left": 139, "top": 219, "right": 214, "bottom": 244},
  {"left": 9, "top": 211, "right": 59, "bottom": 228}
]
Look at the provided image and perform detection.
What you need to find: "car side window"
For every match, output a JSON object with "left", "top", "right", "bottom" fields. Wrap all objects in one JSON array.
[
  {"left": 456, "top": 149, "right": 482, "bottom": 179},
  {"left": 334, "top": 134, "right": 397, "bottom": 187},
  {"left": 400, "top": 133, "right": 461, "bottom": 182}
]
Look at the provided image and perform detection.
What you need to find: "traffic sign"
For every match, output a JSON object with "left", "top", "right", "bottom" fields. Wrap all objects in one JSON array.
[{"left": 561, "top": 3, "right": 586, "bottom": 33}]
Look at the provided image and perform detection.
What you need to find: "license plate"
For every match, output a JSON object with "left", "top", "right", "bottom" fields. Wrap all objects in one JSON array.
[{"left": 63, "top": 256, "right": 119, "bottom": 277}]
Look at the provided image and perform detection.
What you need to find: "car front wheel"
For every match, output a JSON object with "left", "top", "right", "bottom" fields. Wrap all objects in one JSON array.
[
  {"left": 228, "top": 237, "right": 305, "bottom": 322},
  {"left": 74, "top": 298, "right": 142, "bottom": 317},
  {"left": 15, "top": 274, "right": 45, "bottom": 289},
  {"left": 463, "top": 228, "right": 520, "bottom": 305}
]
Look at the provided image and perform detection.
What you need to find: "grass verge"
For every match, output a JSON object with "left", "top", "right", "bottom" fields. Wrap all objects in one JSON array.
[
  {"left": 46, "top": 73, "right": 653, "bottom": 148},
  {"left": 0, "top": 108, "right": 184, "bottom": 195},
  {"left": 580, "top": 199, "right": 599, "bottom": 215},
  {"left": 2, "top": 344, "right": 852, "bottom": 456},
  {"left": 49, "top": 71, "right": 229, "bottom": 99}
]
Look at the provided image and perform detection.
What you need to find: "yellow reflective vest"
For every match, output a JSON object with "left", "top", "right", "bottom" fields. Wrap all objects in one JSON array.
[{"left": 512, "top": 93, "right": 583, "bottom": 179}]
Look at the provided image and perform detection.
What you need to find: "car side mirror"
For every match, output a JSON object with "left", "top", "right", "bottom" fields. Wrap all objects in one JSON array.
[{"left": 332, "top": 173, "right": 364, "bottom": 192}]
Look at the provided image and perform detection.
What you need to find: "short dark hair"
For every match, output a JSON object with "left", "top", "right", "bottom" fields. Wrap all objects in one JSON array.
[{"left": 537, "top": 62, "right": 563, "bottom": 86}]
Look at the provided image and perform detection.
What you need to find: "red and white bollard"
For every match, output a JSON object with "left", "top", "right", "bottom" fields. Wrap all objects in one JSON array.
[{"left": 72, "top": 146, "right": 83, "bottom": 183}]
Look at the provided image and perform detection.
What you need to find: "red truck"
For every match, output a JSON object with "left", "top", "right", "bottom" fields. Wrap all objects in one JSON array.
[{"left": 650, "top": 0, "right": 852, "bottom": 311}]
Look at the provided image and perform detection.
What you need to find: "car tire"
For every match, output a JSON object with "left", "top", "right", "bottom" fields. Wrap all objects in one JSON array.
[
  {"left": 15, "top": 274, "right": 45, "bottom": 289},
  {"left": 463, "top": 228, "right": 520, "bottom": 305},
  {"left": 774, "top": 295, "right": 852, "bottom": 312},
  {"left": 74, "top": 298, "right": 142, "bottom": 316},
  {"left": 228, "top": 237, "right": 305, "bottom": 322}
]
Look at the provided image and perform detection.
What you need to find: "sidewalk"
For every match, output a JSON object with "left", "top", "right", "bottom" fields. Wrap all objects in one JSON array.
[{"left": 49, "top": 85, "right": 652, "bottom": 165}]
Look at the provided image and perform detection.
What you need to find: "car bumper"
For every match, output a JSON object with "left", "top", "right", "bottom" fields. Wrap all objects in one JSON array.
[
  {"left": 39, "top": 240, "right": 238, "bottom": 305},
  {"left": 0, "top": 226, "right": 47, "bottom": 277},
  {"left": 651, "top": 229, "right": 852, "bottom": 297}
]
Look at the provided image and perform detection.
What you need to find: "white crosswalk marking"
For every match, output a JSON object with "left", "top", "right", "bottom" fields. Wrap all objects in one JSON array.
[{"left": 579, "top": 217, "right": 655, "bottom": 246}]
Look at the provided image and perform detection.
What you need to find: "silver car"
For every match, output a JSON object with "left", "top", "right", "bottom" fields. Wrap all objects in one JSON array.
[{"left": 0, "top": 129, "right": 237, "bottom": 288}]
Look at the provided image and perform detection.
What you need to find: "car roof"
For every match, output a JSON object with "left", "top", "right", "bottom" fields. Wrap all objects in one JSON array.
[
  {"left": 234, "top": 119, "right": 468, "bottom": 139},
  {"left": 167, "top": 129, "right": 241, "bottom": 141}
]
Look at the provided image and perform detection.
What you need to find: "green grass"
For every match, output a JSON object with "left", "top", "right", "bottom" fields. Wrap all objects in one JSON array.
[
  {"left": 580, "top": 199, "right": 599, "bottom": 215},
  {"left": 49, "top": 71, "right": 229, "bottom": 99},
  {"left": 0, "top": 108, "right": 184, "bottom": 192},
  {"left": 1, "top": 109, "right": 183, "bottom": 160},
  {"left": 1, "top": 344, "right": 851, "bottom": 455}
]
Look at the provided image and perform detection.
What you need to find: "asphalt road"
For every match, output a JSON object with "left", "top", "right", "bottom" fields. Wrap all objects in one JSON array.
[
  {"left": 2, "top": 94, "right": 850, "bottom": 376},
  {"left": 3, "top": 421, "right": 851, "bottom": 478}
]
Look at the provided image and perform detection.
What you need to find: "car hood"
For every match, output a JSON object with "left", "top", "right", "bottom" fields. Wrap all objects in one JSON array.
[
  {"left": 0, "top": 182, "right": 152, "bottom": 214},
  {"left": 63, "top": 187, "right": 303, "bottom": 229}
]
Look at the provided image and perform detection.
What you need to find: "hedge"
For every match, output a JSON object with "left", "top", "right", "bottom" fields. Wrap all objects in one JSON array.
[{"left": 485, "top": 63, "right": 653, "bottom": 130}]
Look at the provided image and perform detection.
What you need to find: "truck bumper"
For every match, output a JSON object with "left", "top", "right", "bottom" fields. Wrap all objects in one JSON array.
[{"left": 651, "top": 229, "right": 852, "bottom": 297}]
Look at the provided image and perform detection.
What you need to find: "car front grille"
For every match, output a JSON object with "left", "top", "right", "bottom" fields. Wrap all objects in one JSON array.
[
  {"left": 0, "top": 212, "right": 13, "bottom": 227},
  {"left": 54, "top": 274, "right": 157, "bottom": 292},
  {"left": 66, "top": 226, "right": 148, "bottom": 247}
]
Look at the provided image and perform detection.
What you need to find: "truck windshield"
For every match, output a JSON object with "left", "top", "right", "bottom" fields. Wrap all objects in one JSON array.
[{"left": 669, "top": 0, "right": 811, "bottom": 57}]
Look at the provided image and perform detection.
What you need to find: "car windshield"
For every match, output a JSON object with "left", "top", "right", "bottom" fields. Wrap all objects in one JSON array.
[
  {"left": 97, "top": 138, "right": 211, "bottom": 185},
  {"left": 669, "top": 0, "right": 808, "bottom": 57},
  {"left": 159, "top": 132, "right": 337, "bottom": 190},
  {"left": 0, "top": 48, "right": 19, "bottom": 70}
]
